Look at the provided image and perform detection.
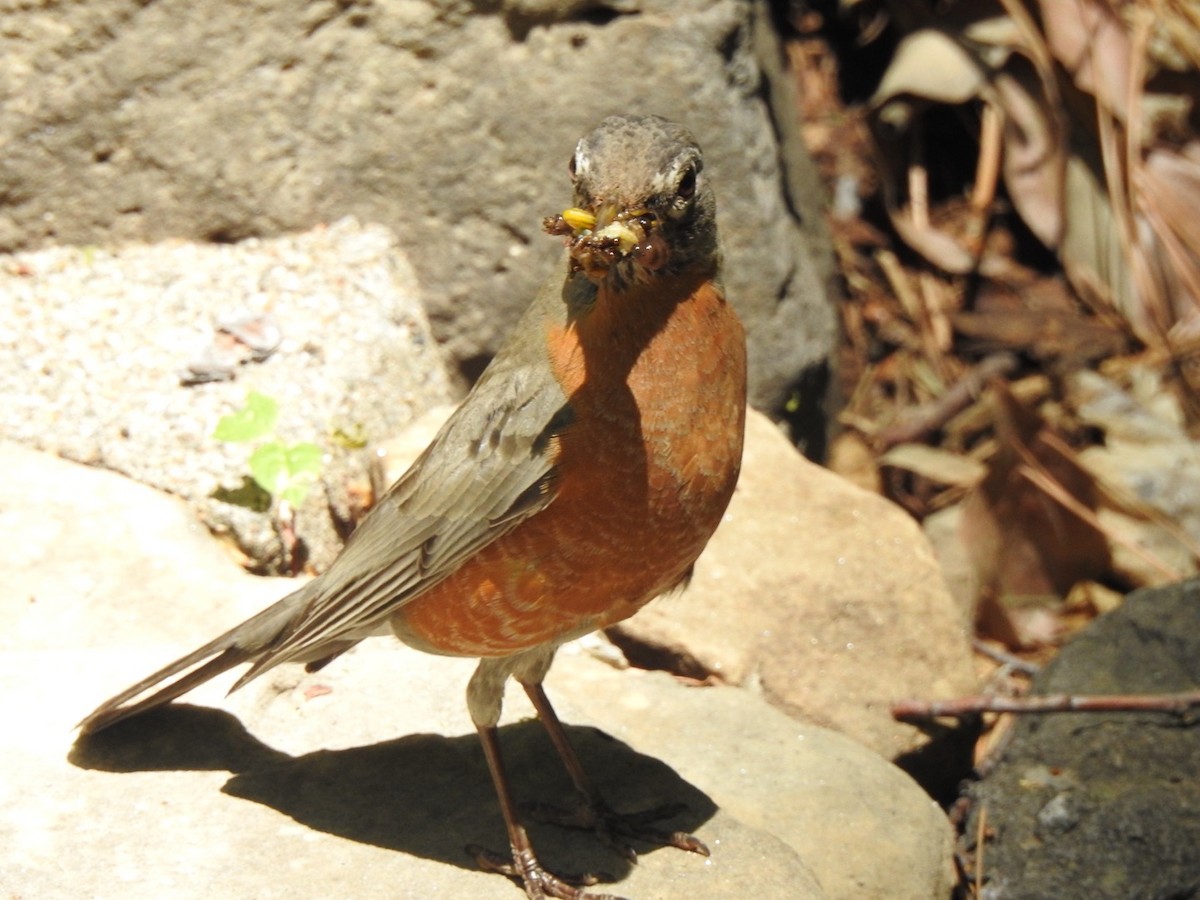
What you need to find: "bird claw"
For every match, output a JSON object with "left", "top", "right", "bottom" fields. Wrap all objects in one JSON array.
[
  {"left": 523, "top": 798, "right": 710, "bottom": 863},
  {"left": 466, "top": 844, "right": 624, "bottom": 900}
]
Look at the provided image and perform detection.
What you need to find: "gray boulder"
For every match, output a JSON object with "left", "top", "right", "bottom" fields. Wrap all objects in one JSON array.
[{"left": 0, "top": 0, "right": 836, "bottom": 416}]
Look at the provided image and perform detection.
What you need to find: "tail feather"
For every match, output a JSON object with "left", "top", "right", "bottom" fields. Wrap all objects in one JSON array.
[
  {"left": 78, "top": 586, "right": 314, "bottom": 734},
  {"left": 77, "top": 645, "right": 252, "bottom": 733}
]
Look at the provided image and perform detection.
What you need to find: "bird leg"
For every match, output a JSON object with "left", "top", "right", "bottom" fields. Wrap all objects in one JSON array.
[
  {"left": 520, "top": 681, "right": 710, "bottom": 862},
  {"left": 469, "top": 723, "right": 622, "bottom": 900}
]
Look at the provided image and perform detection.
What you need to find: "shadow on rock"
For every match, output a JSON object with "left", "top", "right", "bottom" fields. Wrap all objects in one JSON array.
[
  {"left": 894, "top": 715, "right": 981, "bottom": 807},
  {"left": 69, "top": 706, "right": 716, "bottom": 880},
  {"left": 69, "top": 705, "right": 285, "bottom": 772}
]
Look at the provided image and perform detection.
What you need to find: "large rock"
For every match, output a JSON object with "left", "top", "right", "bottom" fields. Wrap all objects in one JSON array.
[
  {"left": 963, "top": 579, "right": 1200, "bottom": 899},
  {"left": 0, "top": 218, "right": 454, "bottom": 571},
  {"left": 609, "top": 410, "right": 978, "bottom": 774},
  {"left": 0, "top": 0, "right": 837, "bottom": 415},
  {"left": 1, "top": 442, "right": 955, "bottom": 899},
  {"left": 548, "top": 644, "right": 956, "bottom": 899},
  {"left": 0, "top": 443, "right": 295, "bottom": 651}
]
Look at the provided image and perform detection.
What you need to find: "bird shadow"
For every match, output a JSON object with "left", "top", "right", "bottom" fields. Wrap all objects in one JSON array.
[{"left": 68, "top": 704, "right": 716, "bottom": 881}]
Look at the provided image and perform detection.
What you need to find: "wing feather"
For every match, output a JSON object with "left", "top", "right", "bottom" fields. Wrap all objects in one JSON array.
[{"left": 229, "top": 279, "right": 580, "bottom": 684}]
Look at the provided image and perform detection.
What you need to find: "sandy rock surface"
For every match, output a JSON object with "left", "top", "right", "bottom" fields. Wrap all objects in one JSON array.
[{"left": 2, "top": 441, "right": 954, "bottom": 899}]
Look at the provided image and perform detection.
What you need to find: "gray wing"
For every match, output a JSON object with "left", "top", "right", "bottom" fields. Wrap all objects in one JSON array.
[{"left": 231, "top": 280, "right": 578, "bottom": 685}]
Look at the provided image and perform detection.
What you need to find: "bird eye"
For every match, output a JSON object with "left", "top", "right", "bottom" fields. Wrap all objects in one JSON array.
[
  {"left": 676, "top": 165, "right": 697, "bottom": 200},
  {"left": 568, "top": 154, "right": 578, "bottom": 177}
]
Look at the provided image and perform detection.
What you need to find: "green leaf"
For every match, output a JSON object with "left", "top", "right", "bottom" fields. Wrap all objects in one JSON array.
[
  {"left": 249, "top": 441, "right": 323, "bottom": 506},
  {"left": 248, "top": 443, "right": 288, "bottom": 496},
  {"left": 285, "top": 442, "right": 324, "bottom": 480},
  {"left": 214, "top": 391, "right": 279, "bottom": 443}
]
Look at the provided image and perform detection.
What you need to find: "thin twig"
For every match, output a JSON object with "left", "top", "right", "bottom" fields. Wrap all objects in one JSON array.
[
  {"left": 908, "top": 126, "right": 929, "bottom": 232},
  {"left": 920, "top": 269, "right": 954, "bottom": 359},
  {"left": 995, "top": 0, "right": 1061, "bottom": 110},
  {"left": 964, "top": 101, "right": 1003, "bottom": 263},
  {"left": 973, "top": 803, "right": 988, "bottom": 900},
  {"left": 877, "top": 352, "right": 1019, "bottom": 447},
  {"left": 971, "top": 103, "right": 1004, "bottom": 215},
  {"left": 877, "top": 248, "right": 923, "bottom": 327},
  {"left": 893, "top": 689, "right": 1200, "bottom": 720},
  {"left": 972, "top": 638, "right": 1042, "bottom": 676},
  {"left": 276, "top": 499, "right": 302, "bottom": 576}
]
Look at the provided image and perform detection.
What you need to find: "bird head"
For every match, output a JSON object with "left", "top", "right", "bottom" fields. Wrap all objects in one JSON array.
[{"left": 542, "top": 115, "right": 718, "bottom": 289}]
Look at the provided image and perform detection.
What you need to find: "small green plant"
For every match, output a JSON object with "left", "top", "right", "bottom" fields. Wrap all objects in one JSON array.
[{"left": 214, "top": 391, "right": 324, "bottom": 509}]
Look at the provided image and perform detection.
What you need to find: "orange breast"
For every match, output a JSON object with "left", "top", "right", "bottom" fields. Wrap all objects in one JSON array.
[{"left": 394, "top": 272, "right": 746, "bottom": 657}]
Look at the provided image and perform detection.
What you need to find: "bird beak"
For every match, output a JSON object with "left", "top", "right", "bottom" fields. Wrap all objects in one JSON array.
[
  {"left": 542, "top": 201, "right": 661, "bottom": 280},
  {"left": 575, "top": 201, "right": 652, "bottom": 247}
]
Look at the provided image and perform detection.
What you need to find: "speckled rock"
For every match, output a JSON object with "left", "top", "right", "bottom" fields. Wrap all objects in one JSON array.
[{"left": 0, "top": 218, "right": 453, "bottom": 571}]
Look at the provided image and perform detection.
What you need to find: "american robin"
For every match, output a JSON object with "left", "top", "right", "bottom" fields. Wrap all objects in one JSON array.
[{"left": 79, "top": 114, "right": 747, "bottom": 900}]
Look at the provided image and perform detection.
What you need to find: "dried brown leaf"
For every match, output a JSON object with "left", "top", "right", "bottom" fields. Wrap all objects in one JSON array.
[
  {"left": 960, "top": 385, "right": 1110, "bottom": 646},
  {"left": 1040, "top": 0, "right": 1133, "bottom": 121},
  {"left": 869, "top": 16, "right": 1066, "bottom": 270},
  {"left": 1059, "top": 153, "right": 1139, "bottom": 323},
  {"left": 992, "top": 61, "right": 1065, "bottom": 248},
  {"left": 1137, "top": 146, "right": 1200, "bottom": 333},
  {"left": 879, "top": 443, "right": 987, "bottom": 487}
]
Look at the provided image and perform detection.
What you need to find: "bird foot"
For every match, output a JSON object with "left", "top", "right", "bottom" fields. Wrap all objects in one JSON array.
[
  {"left": 467, "top": 843, "right": 624, "bottom": 900},
  {"left": 523, "top": 797, "right": 710, "bottom": 864}
]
